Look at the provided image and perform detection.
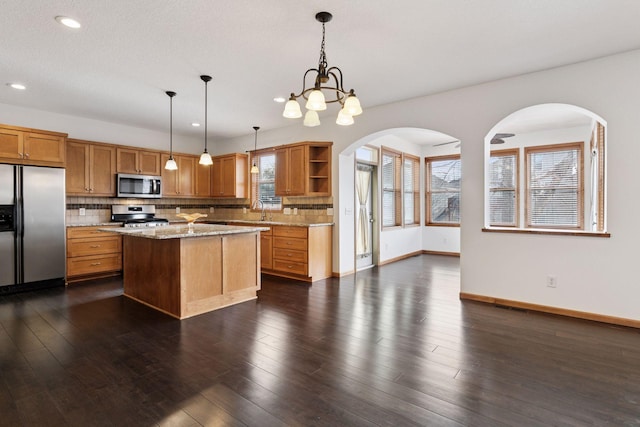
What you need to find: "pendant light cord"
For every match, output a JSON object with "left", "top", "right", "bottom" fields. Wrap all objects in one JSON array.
[{"left": 204, "top": 80, "right": 208, "bottom": 152}]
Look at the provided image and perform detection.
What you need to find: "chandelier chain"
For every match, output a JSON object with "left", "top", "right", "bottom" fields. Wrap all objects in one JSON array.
[{"left": 318, "top": 22, "right": 327, "bottom": 71}]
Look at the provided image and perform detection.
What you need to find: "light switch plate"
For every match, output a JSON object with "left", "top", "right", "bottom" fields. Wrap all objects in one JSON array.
[{"left": 79, "top": 208, "right": 86, "bottom": 216}]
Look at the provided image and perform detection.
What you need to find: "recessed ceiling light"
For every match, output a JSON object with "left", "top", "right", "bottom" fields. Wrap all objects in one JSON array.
[
  {"left": 55, "top": 16, "right": 81, "bottom": 29},
  {"left": 7, "top": 83, "right": 26, "bottom": 90},
  {"left": 191, "top": 122, "right": 201, "bottom": 127},
  {"left": 273, "top": 97, "right": 286, "bottom": 103}
]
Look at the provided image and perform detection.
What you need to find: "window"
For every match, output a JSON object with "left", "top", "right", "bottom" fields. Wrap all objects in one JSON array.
[
  {"left": 403, "top": 154, "right": 420, "bottom": 225},
  {"left": 381, "top": 148, "right": 402, "bottom": 227},
  {"left": 525, "top": 142, "right": 583, "bottom": 229},
  {"left": 426, "top": 155, "right": 461, "bottom": 225},
  {"left": 489, "top": 149, "right": 518, "bottom": 226},
  {"left": 251, "top": 151, "right": 281, "bottom": 210}
]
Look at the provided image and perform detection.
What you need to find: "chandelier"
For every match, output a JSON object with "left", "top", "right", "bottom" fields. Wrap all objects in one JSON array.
[{"left": 282, "top": 11, "right": 362, "bottom": 127}]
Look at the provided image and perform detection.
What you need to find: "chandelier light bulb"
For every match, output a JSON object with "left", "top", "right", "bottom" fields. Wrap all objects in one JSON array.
[
  {"left": 336, "top": 108, "right": 354, "bottom": 126},
  {"left": 305, "top": 90, "right": 327, "bottom": 111},
  {"left": 283, "top": 98, "right": 302, "bottom": 118},
  {"left": 303, "top": 110, "right": 321, "bottom": 127},
  {"left": 343, "top": 94, "right": 362, "bottom": 116}
]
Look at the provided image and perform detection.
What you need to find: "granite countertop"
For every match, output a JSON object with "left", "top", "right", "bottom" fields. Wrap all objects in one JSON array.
[
  {"left": 68, "top": 222, "right": 123, "bottom": 227},
  {"left": 99, "top": 223, "right": 269, "bottom": 240},
  {"left": 206, "top": 220, "right": 334, "bottom": 227}
]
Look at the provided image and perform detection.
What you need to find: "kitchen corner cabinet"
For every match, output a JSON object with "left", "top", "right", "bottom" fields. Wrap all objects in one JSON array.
[
  {"left": 66, "top": 139, "right": 117, "bottom": 196},
  {"left": 116, "top": 147, "right": 161, "bottom": 176},
  {"left": 275, "top": 142, "right": 332, "bottom": 197},
  {"left": 66, "top": 226, "right": 122, "bottom": 283},
  {"left": 211, "top": 153, "right": 248, "bottom": 198},
  {"left": 0, "top": 124, "right": 66, "bottom": 167},
  {"left": 161, "top": 154, "right": 195, "bottom": 197}
]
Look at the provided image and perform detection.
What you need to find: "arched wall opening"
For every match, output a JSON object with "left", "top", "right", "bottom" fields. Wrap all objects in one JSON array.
[
  {"left": 337, "top": 127, "right": 462, "bottom": 276},
  {"left": 483, "top": 103, "right": 607, "bottom": 234}
]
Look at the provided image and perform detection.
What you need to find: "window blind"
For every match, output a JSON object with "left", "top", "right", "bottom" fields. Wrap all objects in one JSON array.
[
  {"left": 426, "top": 156, "right": 461, "bottom": 225},
  {"left": 526, "top": 144, "right": 583, "bottom": 228},
  {"left": 489, "top": 150, "right": 517, "bottom": 226},
  {"left": 382, "top": 149, "right": 402, "bottom": 227},
  {"left": 403, "top": 155, "right": 420, "bottom": 225}
]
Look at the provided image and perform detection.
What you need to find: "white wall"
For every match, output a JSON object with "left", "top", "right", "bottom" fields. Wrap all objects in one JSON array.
[
  {"left": 4, "top": 48, "right": 640, "bottom": 321},
  {"left": 0, "top": 102, "right": 202, "bottom": 153}
]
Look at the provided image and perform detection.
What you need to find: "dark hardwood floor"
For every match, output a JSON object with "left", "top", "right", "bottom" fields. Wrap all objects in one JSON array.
[{"left": 2, "top": 254, "right": 640, "bottom": 426}]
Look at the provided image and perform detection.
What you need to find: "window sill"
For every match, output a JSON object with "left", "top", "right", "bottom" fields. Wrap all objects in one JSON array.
[
  {"left": 482, "top": 227, "right": 610, "bottom": 238},
  {"left": 426, "top": 223, "right": 461, "bottom": 228}
]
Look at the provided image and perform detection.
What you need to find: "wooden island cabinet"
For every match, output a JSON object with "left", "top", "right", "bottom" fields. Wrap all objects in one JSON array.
[{"left": 101, "top": 224, "right": 266, "bottom": 319}]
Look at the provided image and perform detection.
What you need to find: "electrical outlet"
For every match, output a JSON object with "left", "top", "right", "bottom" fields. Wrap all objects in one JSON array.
[
  {"left": 79, "top": 208, "right": 86, "bottom": 216},
  {"left": 209, "top": 207, "right": 214, "bottom": 213},
  {"left": 283, "top": 208, "right": 291, "bottom": 215},
  {"left": 547, "top": 275, "right": 557, "bottom": 288},
  {"left": 293, "top": 208, "right": 298, "bottom": 215},
  {"left": 243, "top": 207, "right": 247, "bottom": 214},
  {"left": 175, "top": 207, "right": 180, "bottom": 214},
  {"left": 326, "top": 208, "right": 334, "bottom": 215}
]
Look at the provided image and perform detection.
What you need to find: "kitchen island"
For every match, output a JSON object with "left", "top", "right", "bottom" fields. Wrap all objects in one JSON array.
[{"left": 102, "top": 224, "right": 268, "bottom": 319}]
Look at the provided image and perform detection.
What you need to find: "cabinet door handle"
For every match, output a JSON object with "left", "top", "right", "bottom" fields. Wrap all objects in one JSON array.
[
  {"left": 90, "top": 262, "right": 102, "bottom": 266},
  {"left": 19, "top": 153, "right": 24, "bottom": 158},
  {"left": 24, "top": 153, "right": 29, "bottom": 158},
  {"left": 89, "top": 245, "right": 101, "bottom": 248}
]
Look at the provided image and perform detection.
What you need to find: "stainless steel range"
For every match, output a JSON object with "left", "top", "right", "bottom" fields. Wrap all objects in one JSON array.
[{"left": 111, "top": 205, "right": 169, "bottom": 228}]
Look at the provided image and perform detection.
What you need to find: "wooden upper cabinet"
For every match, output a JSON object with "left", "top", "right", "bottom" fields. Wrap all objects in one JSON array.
[
  {"left": 66, "top": 139, "right": 116, "bottom": 196},
  {"left": 275, "top": 142, "right": 332, "bottom": 197},
  {"left": 161, "top": 153, "right": 195, "bottom": 197},
  {"left": 66, "top": 141, "right": 90, "bottom": 194},
  {"left": 116, "top": 148, "right": 161, "bottom": 176},
  {"left": 211, "top": 153, "right": 247, "bottom": 198},
  {"left": 0, "top": 124, "right": 66, "bottom": 167},
  {"left": 275, "top": 145, "right": 306, "bottom": 196},
  {"left": 195, "top": 161, "right": 211, "bottom": 197}
]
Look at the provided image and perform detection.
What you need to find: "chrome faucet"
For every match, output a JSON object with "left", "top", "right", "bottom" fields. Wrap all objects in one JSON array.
[{"left": 253, "top": 199, "right": 266, "bottom": 221}]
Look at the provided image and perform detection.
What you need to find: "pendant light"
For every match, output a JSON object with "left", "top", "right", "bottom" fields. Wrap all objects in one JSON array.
[
  {"left": 198, "top": 75, "right": 213, "bottom": 166},
  {"left": 250, "top": 126, "right": 260, "bottom": 174},
  {"left": 164, "top": 91, "right": 178, "bottom": 171}
]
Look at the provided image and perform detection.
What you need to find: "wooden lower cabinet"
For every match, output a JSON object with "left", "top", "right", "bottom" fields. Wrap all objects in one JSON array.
[
  {"left": 66, "top": 226, "right": 122, "bottom": 282},
  {"left": 220, "top": 223, "right": 332, "bottom": 282}
]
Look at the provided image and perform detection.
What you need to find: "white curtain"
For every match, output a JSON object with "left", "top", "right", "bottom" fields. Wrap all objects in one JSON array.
[{"left": 356, "top": 167, "right": 371, "bottom": 258}]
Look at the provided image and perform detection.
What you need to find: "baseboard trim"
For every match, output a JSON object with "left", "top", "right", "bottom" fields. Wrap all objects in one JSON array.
[
  {"left": 332, "top": 270, "right": 355, "bottom": 278},
  {"left": 422, "top": 250, "right": 460, "bottom": 257},
  {"left": 378, "top": 251, "right": 422, "bottom": 266},
  {"left": 459, "top": 292, "right": 640, "bottom": 329}
]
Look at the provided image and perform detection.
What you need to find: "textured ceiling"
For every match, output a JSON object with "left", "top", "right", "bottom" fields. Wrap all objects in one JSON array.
[{"left": 2, "top": 0, "right": 639, "bottom": 141}]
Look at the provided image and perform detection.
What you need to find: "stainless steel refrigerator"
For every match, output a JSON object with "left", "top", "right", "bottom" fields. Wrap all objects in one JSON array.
[{"left": 0, "top": 164, "right": 66, "bottom": 294}]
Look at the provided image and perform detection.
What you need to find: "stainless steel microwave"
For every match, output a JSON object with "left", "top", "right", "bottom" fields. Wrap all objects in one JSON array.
[{"left": 116, "top": 173, "right": 162, "bottom": 198}]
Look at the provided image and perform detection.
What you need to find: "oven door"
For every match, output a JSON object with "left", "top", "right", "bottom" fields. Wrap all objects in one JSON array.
[{"left": 116, "top": 174, "right": 162, "bottom": 198}]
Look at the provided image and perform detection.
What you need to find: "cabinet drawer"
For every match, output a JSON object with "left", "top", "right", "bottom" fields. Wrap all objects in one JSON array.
[
  {"left": 68, "top": 226, "right": 120, "bottom": 239},
  {"left": 67, "top": 254, "right": 122, "bottom": 277},
  {"left": 273, "top": 236, "right": 307, "bottom": 251},
  {"left": 273, "top": 259, "right": 308, "bottom": 276},
  {"left": 67, "top": 237, "right": 122, "bottom": 257},
  {"left": 273, "top": 248, "right": 307, "bottom": 263},
  {"left": 273, "top": 226, "right": 307, "bottom": 239}
]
